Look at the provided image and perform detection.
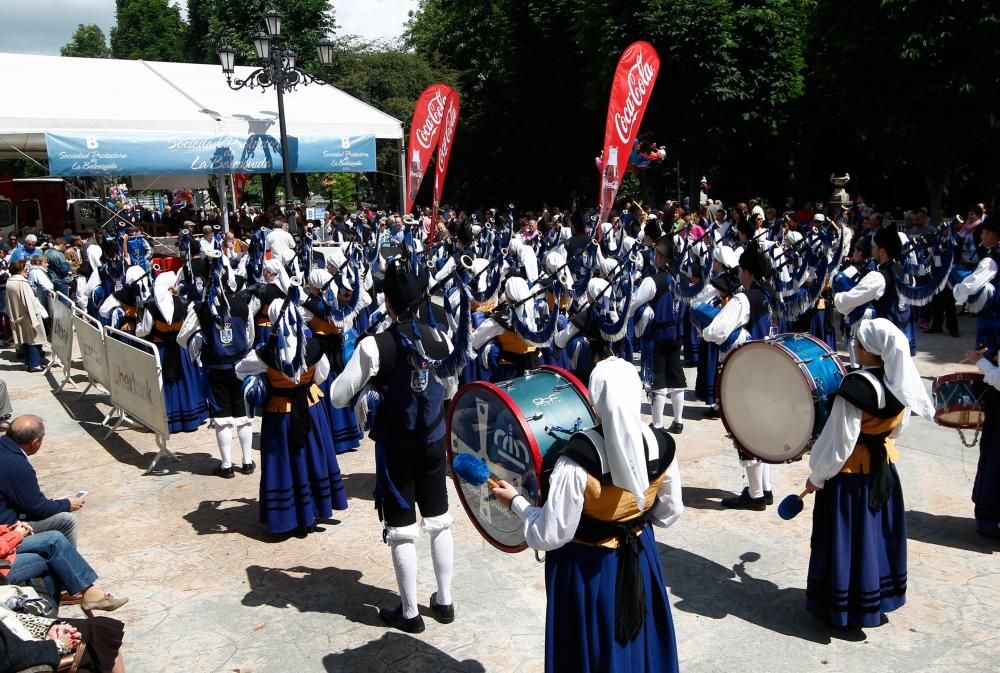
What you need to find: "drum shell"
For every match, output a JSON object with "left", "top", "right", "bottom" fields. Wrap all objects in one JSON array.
[
  {"left": 717, "top": 333, "right": 846, "bottom": 463},
  {"left": 447, "top": 366, "right": 596, "bottom": 552},
  {"left": 932, "top": 372, "right": 987, "bottom": 429}
]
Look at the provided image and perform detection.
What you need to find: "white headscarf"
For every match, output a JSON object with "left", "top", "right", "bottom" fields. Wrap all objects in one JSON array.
[
  {"left": 856, "top": 318, "right": 934, "bottom": 419},
  {"left": 125, "top": 265, "right": 152, "bottom": 305},
  {"left": 307, "top": 268, "right": 332, "bottom": 291},
  {"left": 263, "top": 258, "right": 290, "bottom": 294},
  {"left": 504, "top": 276, "right": 536, "bottom": 331},
  {"left": 712, "top": 245, "right": 738, "bottom": 269},
  {"left": 85, "top": 245, "right": 103, "bottom": 291},
  {"left": 589, "top": 356, "right": 649, "bottom": 508},
  {"left": 153, "top": 271, "right": 178, "bottom": 322}
]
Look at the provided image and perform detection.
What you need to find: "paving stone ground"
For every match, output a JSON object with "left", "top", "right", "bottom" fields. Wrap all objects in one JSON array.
[{"left": 4, "top": 314, "right": 997, "bottom": 673}]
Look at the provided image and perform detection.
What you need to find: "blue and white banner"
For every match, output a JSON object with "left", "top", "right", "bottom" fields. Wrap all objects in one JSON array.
[{"left": 45, "top": 132, "right": 376, "bottom": 176}]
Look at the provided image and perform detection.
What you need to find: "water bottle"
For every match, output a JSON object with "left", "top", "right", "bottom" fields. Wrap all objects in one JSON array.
[
  {"left": 602, "top": 147, "right": 619, "bottom": 212},
  {"left": 408, "top": 149, "right": 423, "bottom": 203}
]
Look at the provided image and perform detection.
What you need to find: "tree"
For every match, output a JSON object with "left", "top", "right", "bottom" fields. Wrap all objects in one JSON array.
[
  {"left": 185, "top": 0, "right": 214, "bottom": 64},
  {"left": 110, "top": 0, "right": 188, "bottom": 62},
  {"left": 60, "top": 24, "right": 111, "bottom": 58},
  {"left": 197, "top": 0, "right": 335, "bottom": 72},
  {"left": 328, "top": 38, "right": 457, "bottom": 208},
  {"left": 808, "top": 0, "right": 1000, "bottom": 216},
  {"left": 405, "top": 0, "right": 810, "bottom": 208}
]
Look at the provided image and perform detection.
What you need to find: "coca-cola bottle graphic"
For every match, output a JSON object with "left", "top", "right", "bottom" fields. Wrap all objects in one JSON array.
[
  {"left": 408, "top": 149, "right": 423, "bottom": 203},
  {"left": 602, "top": 147, "right": 619, "bottom": 212}
]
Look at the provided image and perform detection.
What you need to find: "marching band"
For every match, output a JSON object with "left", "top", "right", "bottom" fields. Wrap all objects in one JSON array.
[{"left": 47, "top": 203, "right": 999, "bottom": 672}]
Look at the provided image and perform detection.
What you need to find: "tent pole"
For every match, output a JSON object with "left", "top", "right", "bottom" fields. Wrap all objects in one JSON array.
[
  {"left": 398, "top": 138, "right": 406, "bottom": 215},
  {"left": 229, "top": 174, "right": 238, "bottom": 214},
  {"left": 218, "top": 172, "right": 229, "bottom": 233}
]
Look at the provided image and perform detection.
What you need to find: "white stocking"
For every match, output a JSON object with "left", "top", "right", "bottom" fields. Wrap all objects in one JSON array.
[
  {"left": 651, "top": 389, "right": 667, "bottom": 428},
  {"left": 429, "top": 527, "right": 453, "bottom": 605},
  {"left": 389, "top": 540, "right": 419, "bottom": 619},
  {"left": 669, "top": 389, "right": 685, "bottom": 422},
  {"left": 213, "top": 417, "right": 233, "bottom": 468},
  {"left": 761, "top": 464, "right": 772, "bottom": 493},
  {"left": 236, "top": 418, "right": 254, "bottom": 466},
  {"left": 744, "top": 461, "right": 764, "bottom": 499}
]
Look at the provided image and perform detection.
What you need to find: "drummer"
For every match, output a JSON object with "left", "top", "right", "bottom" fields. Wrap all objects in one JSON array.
[
  {"left": 329, "top": 260, "right": 457, "bottom": 634},
  {"left": 491, "top": 340, "right": 683, "bottom": 673},
  {"left": 956, "top": 216, "right": 1000, "bottom": 537},
  {"left": 804, "top": 318, "right": 934, "bottom": 626},
  {"left": 701, "top": 244, "right": 777, "bottom": 510}
]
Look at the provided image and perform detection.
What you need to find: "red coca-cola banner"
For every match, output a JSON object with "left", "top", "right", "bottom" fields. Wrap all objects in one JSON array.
[
  {"left": 597, "top": 41, "right": 661, "bottom": 238},
  {"left": 431, "top": 90, "right": 461, "bottom": 241},
  {"left": 405, "top": 83, "right": 455, "bottom": 216}
]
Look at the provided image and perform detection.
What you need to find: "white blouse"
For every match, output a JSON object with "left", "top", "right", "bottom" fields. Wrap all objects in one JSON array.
[{"left": 509, "top": 455, "right": 684, "bottom": 552}]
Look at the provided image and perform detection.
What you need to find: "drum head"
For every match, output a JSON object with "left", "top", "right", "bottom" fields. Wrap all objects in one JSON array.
[
  {"left": 719, "top": 341, "right": 816, "bottom": 462},
  {"left": 447, "top": 366, "right": 594, "bottom": 552}
]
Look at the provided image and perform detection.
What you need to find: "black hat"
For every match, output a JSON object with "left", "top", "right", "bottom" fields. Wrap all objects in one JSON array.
[
  {"left": 384, "top": 260, "right": 422, "bottom": 317},
  {"left": 873, "top": 226, "right": 902, "bottom": 260},
  {"left": 738, "top": 244, "right": 770, "bottom": 279}
]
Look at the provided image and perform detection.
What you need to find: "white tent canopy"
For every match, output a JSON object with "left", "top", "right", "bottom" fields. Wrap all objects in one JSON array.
[{"left": 0, "top": 53, "right": 403, "bottom": 158}]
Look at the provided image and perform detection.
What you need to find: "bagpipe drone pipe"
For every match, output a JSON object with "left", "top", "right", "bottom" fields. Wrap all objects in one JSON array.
[{"left": 893, "top": 224, "right": 958, "bottom": 307}]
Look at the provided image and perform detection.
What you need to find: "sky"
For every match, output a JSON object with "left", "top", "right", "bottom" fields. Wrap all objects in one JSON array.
[{"left": 0, "top": 0, "right": 418, "bottom": 56}]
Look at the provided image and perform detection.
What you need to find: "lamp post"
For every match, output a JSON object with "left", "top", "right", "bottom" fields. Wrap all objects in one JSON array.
[{"left": 218, "top": 9, "right": 335, "bottom": 220}]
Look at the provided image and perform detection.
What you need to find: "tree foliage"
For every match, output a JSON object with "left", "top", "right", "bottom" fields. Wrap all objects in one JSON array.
[
  {"left": 110, "top": 0, "right": 188, "bottom": 62},
  {"left": 60, "top": 24, "right": 111, "bottom": 58},
  {"left": 406, "top": 0, "right": 810, "bottom": 208},
  {"left": 808, "top": 0, "right": 1000, "bottom": 214}
]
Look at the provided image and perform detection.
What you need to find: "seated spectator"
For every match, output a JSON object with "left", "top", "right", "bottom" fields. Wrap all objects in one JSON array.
[
  {"left": 0, "top": 603, "right": 126, "bottom": 673},
  {"left": 1, "top": 523, "right": 128, "bottom": 615},
  {"left": 0, "top": 416, "right": 85, "bottom": 547}
]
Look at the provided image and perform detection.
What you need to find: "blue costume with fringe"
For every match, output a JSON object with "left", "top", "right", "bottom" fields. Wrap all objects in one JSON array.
[{"left": 255, "top": 339, "right": 347, "bottom": 535}]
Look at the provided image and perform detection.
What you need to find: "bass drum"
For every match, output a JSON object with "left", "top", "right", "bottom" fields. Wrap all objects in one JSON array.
[
  {"left": 447, "top": 366, "right": 596, "bottom": 552},
  {"left": 718, "top": 333, "right": 846, "bottom": 463}
]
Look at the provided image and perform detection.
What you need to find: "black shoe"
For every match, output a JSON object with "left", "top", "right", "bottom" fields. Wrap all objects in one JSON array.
[
  {"left": 429, "top": 592, "right": 455, "bottom": 624},
  {"left": 214, "top": 465, "right": 235, "bottom": 479},
  {"left": 764, "top": 490, "right": 774, "bottom": 505},
  {"left": 379, "top": 605, "right": 425, "bottom": 633},
  {"left": 721, "top": 487, "right": 766, "bottom": 511},
  {"left": 239, "top": 461, "right": 256, "bottom": 475},
  {"left": 923, "top": 327, "right": 943, "bottom": 334},
  {"left": 26, "top": 366, "right": 43, "bottom": 373},
  {"left": 948, "top": 330, "right": 960, "bottom": 338},
  {"left": 703, "top": 407, "right": 720, "bottom": 419},
  {"left": 667, "top": 421, "right": 684, "bottom": 434}
]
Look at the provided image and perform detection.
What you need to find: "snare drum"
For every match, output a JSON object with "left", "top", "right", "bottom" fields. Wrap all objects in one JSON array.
[
  {"left": 447, "top": 366, "right": 596, "bottom": 552},
  {"left": 718, "top": 333, "right": 846, "bottom": 463},
  {"left": 932, "top": 372, "right": 987, "bottom": 429}
]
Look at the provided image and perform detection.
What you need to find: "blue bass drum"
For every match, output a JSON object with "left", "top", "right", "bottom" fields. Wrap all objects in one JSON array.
[
  {"left": 718, "top": 333, "right": 846, "bottom": 463},
  {"left": 447, "top": 365, "right": 597, "bottom": 552}
]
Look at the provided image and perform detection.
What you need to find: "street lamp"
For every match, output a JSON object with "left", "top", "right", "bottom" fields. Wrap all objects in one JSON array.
[{"left": 217, "top": 8, "right": 336, "bottom": 219}]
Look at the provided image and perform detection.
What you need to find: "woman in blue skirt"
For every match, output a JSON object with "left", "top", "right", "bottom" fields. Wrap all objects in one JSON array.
[
  {"left": 142, "top": 270, "right": 209, "bottom": 432},
  {"left": 494, "top": 351, "right": 683, "bottom": 673},
  {"left": 804, "top": 318, "right": 934, "bottom": 627},
  {"left": 236, "top": 294, "right": 348, "bottom": 535}
]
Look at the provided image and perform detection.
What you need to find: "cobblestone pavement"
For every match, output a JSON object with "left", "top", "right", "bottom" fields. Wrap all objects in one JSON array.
[{"left": 4, "top": 315, "right": 997, "bottom": 673}]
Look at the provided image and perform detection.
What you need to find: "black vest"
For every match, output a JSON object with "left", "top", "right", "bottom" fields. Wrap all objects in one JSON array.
[{"left": 369, "top": 321, "right": 449, "bottom": 447}]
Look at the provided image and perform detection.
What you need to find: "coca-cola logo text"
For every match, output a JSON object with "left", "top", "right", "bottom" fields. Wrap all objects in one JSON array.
[
  {"left": 613, "top": 51, "right": 656, "bottom": 145},
  {"left": 416, "top": 89, "right": 448, "bottom": 150},
  {"left": 438, "top": 101, "right": 458, "bottom": 162}
]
